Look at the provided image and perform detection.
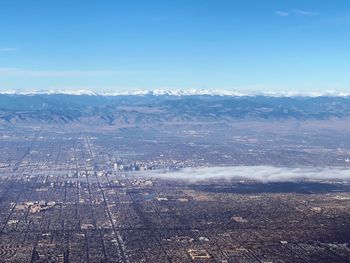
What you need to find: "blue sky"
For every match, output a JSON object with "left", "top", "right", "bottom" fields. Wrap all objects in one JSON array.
[{"left": 0, "top": 0, "right": 350, "bottom": 92}]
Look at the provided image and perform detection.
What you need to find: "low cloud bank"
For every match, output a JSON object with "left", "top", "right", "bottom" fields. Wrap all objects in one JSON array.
[{"left": 140, "top": 166, "right": 350, "bottom": 183}]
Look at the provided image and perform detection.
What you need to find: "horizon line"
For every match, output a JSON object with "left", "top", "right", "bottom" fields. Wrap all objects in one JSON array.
[{"left": 0, "top": 88, "right": 350, "bottom": 98}]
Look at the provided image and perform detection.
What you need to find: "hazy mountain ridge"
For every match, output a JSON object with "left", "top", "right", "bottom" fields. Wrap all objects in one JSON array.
[
  {"left": 1, "top": 92, "right": 350, "bottom": 125},
  {"left": 1, "top": 89, "right": 350, "bottom": 97}
]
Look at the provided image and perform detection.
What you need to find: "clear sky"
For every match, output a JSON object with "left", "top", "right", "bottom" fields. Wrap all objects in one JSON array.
[{"left": 0, "top": 0, "right": 350, "bottom": 92}]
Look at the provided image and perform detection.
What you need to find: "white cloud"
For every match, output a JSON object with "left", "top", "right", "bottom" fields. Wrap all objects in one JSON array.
[
  {"left": 293, "top": 9, "right": 316, "bottom": 16},
  {"left": 274, "top": 11, "right": 289, "bottom": 17},
  {"left": 274, "top": 9, "right": 316, "bottom": 17},
  {"left": 140, "top": 166, "right": 350, "bottom": 183},
  {"left": 0, "top": 48, "right": 16, "bottom": 52}
]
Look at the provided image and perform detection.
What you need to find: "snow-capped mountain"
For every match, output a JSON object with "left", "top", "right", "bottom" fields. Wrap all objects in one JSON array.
[
  {"left": 0, "top": 89, "right": 350, "bottom": 97},
  {"left": 1, "top": 89, "right": 350, "bottom": 125}
]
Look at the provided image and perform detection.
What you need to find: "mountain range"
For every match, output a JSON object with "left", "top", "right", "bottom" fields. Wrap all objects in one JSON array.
[{"left": 1, "top": 90, "right": 350, "bottom": 125}]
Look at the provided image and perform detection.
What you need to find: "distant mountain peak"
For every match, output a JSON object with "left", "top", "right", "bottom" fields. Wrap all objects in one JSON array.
[
  {"left": 1, "top": 89, "right": 350, "bottom": 125},
  {"left": 0, "top": 89, "right": 98, "bottom": 96},
  {"left": 0, "top": 89, "right": 350, "bottom": 97}
]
